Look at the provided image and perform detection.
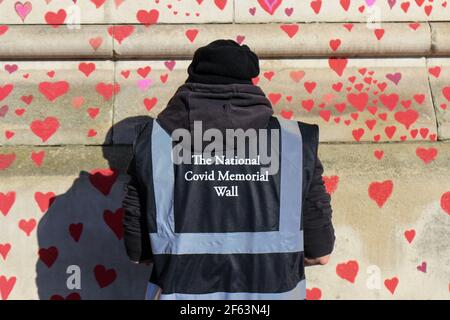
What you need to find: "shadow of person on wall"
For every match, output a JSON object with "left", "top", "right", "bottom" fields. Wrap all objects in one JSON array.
[{"left": 36, "top": 116, "right": 153, "bottom": 300}]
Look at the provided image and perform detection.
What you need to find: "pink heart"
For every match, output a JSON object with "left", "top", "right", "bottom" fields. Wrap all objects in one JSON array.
[
  {"left": 137, "top": 79, "right": 152, "bottom": 91},
  {"left": 365, "top": 0, "right": 376, "bottom": 6},
  {"left": 15, "top": 1, "right": 32, "bottom": 22}
]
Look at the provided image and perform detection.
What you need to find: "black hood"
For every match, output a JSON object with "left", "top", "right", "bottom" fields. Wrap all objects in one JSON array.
[{"left": 157, "top": 82, "right": 274, "bottom": 139}]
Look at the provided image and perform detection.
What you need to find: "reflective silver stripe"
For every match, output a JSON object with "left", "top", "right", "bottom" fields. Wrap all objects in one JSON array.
[
  {"left": 150, "top": 117, "right": 303, "bottom": 254},
  {"left": 145, "top": 279, "right": 306, "bottom": 300}
]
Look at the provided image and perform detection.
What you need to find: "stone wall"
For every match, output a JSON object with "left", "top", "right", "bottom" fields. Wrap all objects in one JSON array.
[{"left": 0, "top": 0, "right": 449, "bottom": 300}]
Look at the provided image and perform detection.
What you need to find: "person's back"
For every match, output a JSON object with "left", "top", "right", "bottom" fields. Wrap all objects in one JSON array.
[{"left": 122, "top": 40, "right": 335, "bottom": 300}]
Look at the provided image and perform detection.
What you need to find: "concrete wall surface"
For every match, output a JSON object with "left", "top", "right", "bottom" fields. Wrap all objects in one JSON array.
[{"left": 0, "top": 0, "right": 449, "bottom": 300}]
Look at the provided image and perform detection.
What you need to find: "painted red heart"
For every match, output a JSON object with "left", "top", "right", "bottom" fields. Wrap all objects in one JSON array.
[
  {"left": 103, "top": 208, "right": 124, "bottom": 240},
  {"left": 108, "top": 26, "right": 135, "bottom": 44},
  {"left": 90, "top": 0, "right": 106, "bottom": 8},
  {"left": 0, "top": 191, "right": 15, "bottom": 216},
  {"left": 96, "top": 82, "right": 120, "bottom": 101},
  {"left": 442, "top": 86, "right": 450, "bottom": 102},
  {"left": 306, "top": 287, "right": 322, "bottom": 300},
  {"left": 78, "top": 63, "right": 96, "bottom": 77},
  {"left": 380, "top": 93, "right": 399, "bottom": 111},
  {"left": 38, "top": 246, "right": 58, "bottom": 268},
  {"left": 31, "top": 150, "right": 45, "bottom": 167},
  {"left": 280, "top": 109, "right": 293, "bottom": 119},
  {"left": 257, "top": 0, "right": 282, "bottom": 15},
  {"left": 415, "top": 147, "right": 437, "bottom": 164},
  {"left": 0, "top": 26, "right": 8, "bottom": 36},
  {"left": 50, "top": 292, "right": 81, "bottom": 300},
  {"left": 0, "top": 243, "right": 11, "bottom": 260},
  {"left": 441, "top": 191, "right": 450, "bottom": 216},
  {"left": 347, "top": 92, "right": 368, "bottom": 111},
  {"left": 328, "top": 58, "right": 348, "bottom": 76},
  {"left": 89, "top": 168, "right": 118, "bottom": 196},
  {"left": 310, "top": 0, "right": 322, "bottom": 14},
  {"left": 0, "top": 152, "right": 16, "bottom": 171},
  {"left": 394, "top": 109, "right": 419, "bottom": 130},
  {"left": 211, "top": 0, "right": 227, "bottom": 10},
  {"left": 38, "top": 81, "right": 69, "bottom": 102},
  {"left": 336, "top": 260, "right": 359, "bottom": 283},
  {"left": 30, "top": 117, "right": 60, "bottom": 142},
  {"left": 0, "top": 276, "right": 16, "bottom": 300},
  {"left": 185, "top": 29, "right": 199, "bottom": 42},
  {"left": 144, "top": 97, "right": 158, "bottom": 111},
  {"left": 44, "top": 9, "right": 67, "bottom": 28},
  {"left": 374, "top": 150, "right": 384, "bottom": 160},
  {"left": 323, "top": 175, "right": 339, "bottom": 194},
  {"left": 368, "top": 180, "right": 393, "bottom": 208},
  {"left": 404, "top": 229, "right": 416, "bottom": 243},
  {"left": 18, "top": 218, "right": 36, "bottom": 236},
  {"left": 0, "top": 84, "right": 14, "bottom": 101},
  {"left": 136, "top": 9, "right": 159, "bottom": 26},
  {"left": 94, "top": 265, "right": 117, "bottom": 288},
  {"left": 34, "top": 191, "right": 55, "bottom": 213},
  {"left": 69, "top": 223, "right": 83, "bottom": 243},
  {"left": 280, "top": 24, "right": 299, "bottom": 38},
  {"left": 384, "top": 277, "right": 399, "bottom": 294},
  {"left": 352, "top": 128, "right": 365, "bottom": 141}
]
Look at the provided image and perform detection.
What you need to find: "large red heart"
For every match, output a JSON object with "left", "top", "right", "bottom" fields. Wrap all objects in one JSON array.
[
  {"left": 394, "top": 109, "right": 419, "bottom": 129},
  {"left": 90, "top": 0, "right": 106, "bottom": 8},
  {"left": 336, "top": 260, "right": 359, "bottom": 283},
  {"left": 0, "top": 276, "right": 16, "bottom": 300},
  {"left": 380, "top": 93, "right": 399, "bottom": 111},
  {"left": 34, "top": 191, "right": 55, "bottom": 213},
  {"left": 306, "top": 287, "right": 322, "bottom": 300},
  {"left": 415, "top": 147, "right": 437, "bottom": 164},
  {"left": 103, "top": 208, "right": 124, "bottom": 240},
  {"left": 328, "top": 58, "right": 348, "bottom": 76},
  {"left": 0, "top": 153, "right": 16, "bottom": 170},
  {"left": 96, "top": 82, "right": 120, "bottom": 101},
  {"left": 404, "top": 229, "right": 416, "bottom": 243},
  {"left": 44, "top": 9, "right": 67, "bottom": 28},
  {"left": 89, "top": 168, "right": 118, "bottom": 196},
  {"left": 0, "top": 191, "right": 15, "bottom": 216},
  {"left": 441, "top": 191, "right": 450, "bottom": 216},
  {"left": 384, "top": 277, "right": 399, "bottom": 294},
  {"left": 0, "top": 84, "right": 13, "bottom": 101},
  {"left": 108, "top": 26, "right": 135, "bottom": 44},
  {"left": 442, "top": 86, "right": 450, "bottom": 102},
  {"left": 322, "top": 176, "right": 339, "bottom": 194},
  {"left": 38, "top": 246, "right": 58, "bottom": 268},
  {"left": 136, "top": 9, "right": 159, "bottom": 26},
  {"left": 38, "top": 81, "right": 69, "bottom": 102},
  {"left": 347, "top": 92, "right": 369, "bottom": 111},
  {"left": 18, "top": 218, "right": 36, "bottom": 236},
  {"left": 368, "top": 180, "right": 393, "bottom": 208},
  {"left": 94, "top": 265, "right": 117, "bottom": 288}
]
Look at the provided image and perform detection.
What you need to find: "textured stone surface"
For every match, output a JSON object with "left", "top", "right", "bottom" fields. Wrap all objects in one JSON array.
[
  {"left": 114, "top": 58, "right": 438, "bottom": 144},
  {"left": 1, "top": 142, "right": 449, "bottom": 299},
  {"left": 235, "top": 0, "right": 450, "bottom": 22},
  {"left": 0, "top": 25, "right": 113, "bottom": 58},
  {"left": 432, "top": 22, "right": 450, "bottom": 55},
  {"left": 0, "top": 61, "right": 114, "bottom": 145},
  {"left": 0, "top": 0, "right": 110, "bottom": 24},
  {"left": 307, "top": 141, "right": 450, "bottom": 299},
  {"left": 113, "top": 23, "right": 432, "bottom": 59},
  {"left": 428, "top": 58, "right": 450, "bottom": 140},
  {"left": 0, "top": 0, "right": 232, "bottom": 24}
]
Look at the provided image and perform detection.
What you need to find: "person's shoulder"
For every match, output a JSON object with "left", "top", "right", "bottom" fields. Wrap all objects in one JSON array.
[{"left": 296, "top": 120, "right": 319, "bottom": 135}]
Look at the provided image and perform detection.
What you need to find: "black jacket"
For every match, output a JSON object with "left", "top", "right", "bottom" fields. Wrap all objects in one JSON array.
[{"left": 122, "top": 82, "right": 335, "bottom": 262}]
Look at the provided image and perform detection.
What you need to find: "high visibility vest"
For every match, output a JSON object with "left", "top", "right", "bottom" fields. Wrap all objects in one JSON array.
[{"left": 145, "top": 116, "right": 304, "bottom": 300}]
